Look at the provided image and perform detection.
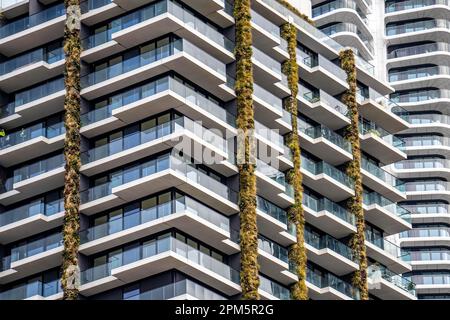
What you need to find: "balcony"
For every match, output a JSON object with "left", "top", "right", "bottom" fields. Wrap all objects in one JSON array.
[
  {"left": 363, "top": 192, "right": 411, "bottom": 235},
  {"left": 367, "top": 264, "right": 417, "bottom": 300},
  {"left": 306, "top": 264, "right": 360, "bottom": 300},
  {"left": 303, "top": 193, "right": 356, "bottom": 238},
  {"left": 80, "top": 155, "right": 238, "bottom": 216},
  {"left": 386, "top": 0, "right": 450, "bottom": 14},
  {"left": 81, "top": 0, "right": 234, "bottom": 64},
  {"left": 0, "top": 279, "right": 62, "bottom": 300},
  {"left": 0, "top": 197, "right": 63, "bottom": 244},
  {"left": 258, "top": 236, "right": 294, "bottom": 285},
  {"left": 394, "top": 158, "right": 450, "bottom": 180},
  {"left": 400, "top": 227, "right": 450, "bottom": 247},
  {"left": 79, "top": 236, "right": 240, "bottom": 297},
  {"left": 389, "top": 65, "right": 450, "bottom": 93},
  {"left": 359, "top": 121, "right": 407, "bottom": 164},
  {"left": 0, "top": 77, "right": 65, "bottom": 130},
  {"left": 361, "top": 158, "right": 406, "bottom": 202},
  {"left": 80, "top": 0, "right": 125, "bottom": 26},
  {"left": 301, "top": 156, "right": 355, "bottom": 202},
  {"left": 123, "top": 279, "right": 226, "bottom": 300},
  {"left": 296, "top": 49, "right": 348, "bottom": 96},
  {"left": 0, "top": 153, "right": 65, "bottom": 206},
  {"left": 252, "top": 82, "right": 284, "bottom": 125},
  {"left": 387, "top": 42, "right": 450, "bottom": 71},
  {"left": 298, "top": 84, "right": 350, "bottom": 130},
  {"left": 386, "top": 19, "right": 450, "bottom": 45},
  {"left": 81, "top": 38, "right": 227, "bottom": 101},
  {"left": 402, "top": 135, "right": 450, "bottom": 157},
  {"left": 0, "top": 121, "right": 65, "bottom": 167},
  {"left": 80, "top": 117, "right": 229, "bottom": 177},
  {"left": 305, "top": 228, "right": 359, "bottom": 276},
  {"left": 400, "top": 113, "right": 450, "bottom": 136},
  {"left": 79, "top": 196, "right": 236, "bottom": 256},
  {"left": 258, "top": 275, "right": 290, "bottom": 300},
  {"left": 0, "top": 233, "right": 62, "bottom": 284},
  {"left": 252, "top": 46, "right": 286, "bottom": 94},
  {"left": 404, "top": 203, "right": 450, "bottom": 224},
  {"left": 0, "top": 0, "right": 29, "bottom": 19},
  {"left": 408, "top": 250, "right": 450, "bottom": 271},
  {"left": 409, "top": 273, "right": 450, "bottom": 294},
  {"left": 404, "top": 180, "right": 450, "bottom": 202},
  {"left": 297, "top": 117, "right": 353, "bottom": 166},
  {"left": 0, "top": 45, "right": 63, "bottom": 92},
  {"left": 0, "top": 3, "right": 65, "bottom": 55}
]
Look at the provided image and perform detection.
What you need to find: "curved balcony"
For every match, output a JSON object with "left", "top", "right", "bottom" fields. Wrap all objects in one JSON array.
[
  {"left": 400, "top": 227, "right": 450, "bottom": 247},
  {"left": 367, "top": 264, "right": 417, "bottom": 300},
  {"left": 400, "top": 113, "right": 450, "bottom": 135},
  {"left": 301, "top": 156, "right": 355, "bottom": 202},
  {"left": 81, "top": 0, "right": 234, "bottom": 64},
  {"left": 305, "top": 228, "right": 359, "bottom": 276},
  {"left": 320, "top": 22, "right": 374, "bottom": 59},
  {"left": 385, "top": 0, "right": 450, "bottom": 25},
  {"left": 404, "top": 180, "right": 450, "bottom": 202},
  {"left": 0, "top": 232, "right": 62, "bottom": 284},
  {"left": 79, "top": 196, "right": 235, "bottom": 256},
  {"left": 0, "top": 279, "right": 62, "bottom": 300},
  {"left": 386, "top": 19, "right": 450, "bottom": 45},
  {"left": 387, "top": 42, "right": 450, "bottom": 70},
  {"left": 363, "top": 191, "right": 412, "bottom": 235},
  {"left": 408, "top": 273, "right": 450, "bottom": 294},
  {"left": 79, "top": 236, "right": 240, "bottom": 297},
  {"left": 403, "top": 203, "right": 450, "bottom": 224},
  {"left": 402, "top": 135, "right": 450, "bottom": 157},
  {"left": 408, "top": 250, "right": 450, "bottom": 270},
  {"left": 386, "top": 0, "right": 450, "bottom": 14},
  {"left": 80, "top": 155, "right": 238, "bottom": 216},
  {"left": 389, "top": 65, "right": 450, "bottom": 91},
  {"left": 0, "top": 46, "right": 63, "bottom": 92},
  {"left": 0, "top": 3, "right": 65, "bottom": 55},
  {"left": 0, "top": 77, "right": 65, "bottom": 130},
  {"left": 0, "top": 153, "right": 65, "bottom": 206},
  {"left": 303, "top": 193, "right": 356, "bottom": 238},
  {"left": 81, "top": 38, "right": 227, "bottom": 101},
  {"left": 394, "top": 158, "right": 450, "bottom": 180},
  {"left": 0, "top": 196, "right": 63, "bottom": 244},
  {"left": 0, "top": 121, "right": 65, "bottom": 167}
]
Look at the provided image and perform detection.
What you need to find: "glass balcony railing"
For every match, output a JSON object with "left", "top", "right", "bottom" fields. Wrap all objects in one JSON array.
[
  {"left": 81, "top": 0, "right": 113, "bottom": 11},
  {"left": 363, "top": 191, "right": 411, "bottom": 223},
  {"left": 0, "top": 3, "right": 65, "bottom": 38},
  {"left": 81, "top": 76, "right": 234, "bottom": 127},
  {"left": 386, "top": 19, "right": 449, "bottom": 36},
  {"left": 80, "top": 236, "right": 240, "bottom": 285},
  {"left": 0, "top": 279, "right": 61, "bottom": 300},
  {"left": 256, "top": 195, "right": 288, "bottom": 225},
  {"left": 359, "top": 121, "right": 405, "bottom": 149},
  {"left": 251, "top": 9, "right": 281, "bottom": 39},
  {"left": 306, "top": 264, "right": 360, "bottom": 299},
  {"left": 82, "top": 38, "right": 225, "bottom": 88},
  {"left": 387, "top": 42, "right": 449, "bottom": 59},
  {"left": 409, "top": 273, "right": 450, "bottom": 286},
  {"left": 252, "top": 46, "right": 282, "bottom": 75},
  {"left": 305, "top": 228, "right": 356, "bottom": 262},
  {"left": 0, "top": 46, "right": 64, "bottom": 76},
  {"left": 82, "top": 0, "right": 233, "bottom": 52},
  {"left": 299, "top": 83, "right": 349, "bottom": 117},
  {"left": 80, "top": 196, "right": 229, "bottom": 243},
  {"left": 123, "top": 279, "right": 226, "bottom": 300},
  {"left": 388, "top": 66, "right": 443, "bottom": 82},
  {"left": 1, "top": 232, "right": 62, "bottom": 271},
  {"left": 395, "top": 158, "right": 450, "bottom": 170},
  {"left": 254, "top": 120, "right": 284, "bottom": 148},
  {"left": 401, "top": 113, "right": 450, "bottom": 126},
  {"left": 408, "top": 250, "right": 450, "bottom": 262},
  {"left": 0, "top": 77, "right": 65, "bottom": 119},
  {"left": 256, "top": 159, "right": 294, "bottom": 198},
  {"left": 259, "top": 275, "right": 290, "bottom": 299},
  {"left": 0, "top": 153, "right": 64, "bottom": 193},
  {"left": 258, "top": 235, "right": 288, "bottom": 263},
  {"left": 400, "top": 227, "right": 450, "bottom": 238},
  {"left": 403, "top": 203, "right": 449, "bottom": 215},
  {"left": 81, "top": 117, "right": 227, "bottom": 163},
  {"left": 299, "top": 121, "right": 351, "bottom": 153},
  {"left": 365, "top": 228, "right": 411, "bottom": 260},
  {"left": 0, "top": 197, "right": 63, "bottom": 228},
  {"left": 368, "top": 264, "right": 416, "bottom": 296},
  {"left": 386, "top": 0, "right": 450, "bottom": 13},
  {"left": 80, "top": 155, "right": 237, "bottom": 204},
  {"left": 361, "top": 158, "right": 406, "bottom": 192},
  {"left": 303, "top": 193, "right": 355, "bottom": 226},
  {"left": 404, "top": 180, "right": 450, "bottom": 193},
  {"left": 320, "top": 23, "right": 374, "bottom": 54},
  {"left": 253, "top": 82, "right": 283, "bottom": 113},
  {"left": 403, "top": 135, "right": 450, "bottom": 148},
  {"left": 301, "top": 156, "right": 355, "bottom": 190},
  {"left": 0, "top": 121, "right": 65, "bottom": 149}
]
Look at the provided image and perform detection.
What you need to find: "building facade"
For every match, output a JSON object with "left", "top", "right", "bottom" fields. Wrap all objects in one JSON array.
[{"left": 0, "top": 0, "right": 414, "bottom": 300}]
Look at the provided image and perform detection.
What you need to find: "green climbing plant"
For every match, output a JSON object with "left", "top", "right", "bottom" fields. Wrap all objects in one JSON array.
[{"left": 339, "top": 49, "right": 369, "bottom": 300}]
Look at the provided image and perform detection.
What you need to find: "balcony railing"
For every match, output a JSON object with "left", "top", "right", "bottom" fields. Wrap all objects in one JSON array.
[
  {"left": 0, "top": 121, "right": 65, "bottom": 149},
  {"left": 363, "top": 191, "right": 411, "bottom": 223},
  {"left": 259, "top": 275, "right": 290, "bottom": 299},
  {"left": 403, "top": 135, "right": 450, "bottom": 147},
  {"left": 0, "top": 46, "right": 63, "bottom": 76},
  {"left": 403, "top": 203, "right": 449, "bottom": 215},
  {"left": 400, "top": 227, "right": 450, "bottom": 238},
  {"left": 80, "top": 196, "right": 229, "bottom": 243},
  {"left": 368, "top": 264, "right": 416, "bottom": 295},
  {"left": 387, "top": 42, "right": 449, "bottom": 59},
  {"left": 305, "top": 228, "right": 356, "bottom": 262},
  {"left": 256, "top": 195, "right": 288, "bottom": 225},
  {"left": 395, "top": 158, "right": 450, "bottom": 170},
  {"left": 0, "top": 153, "right": 64, "bottom": 193},
  {"left": 82, "top": 0, "right": 233, "bottom": 52},
  {"left": 80, "top": 236, "right": 240, "bottom": 285},
  {"left": 365, "top": 228, "right": 411, "bottom": 260},
  {"left": 0, "top": 3, "right": 65, "bottom": 38},
  {"left": 82, "top": 38, "right": 225, "bottom": 88},
  {"left": 0, "top": 197, "right": 63, "bottom": 227},
  {"left": 299, "top": 83, "right": 349, "bottom": 117},
  {"left": 408, "top": 250, "right": 450, "bottom": 262},
  {"left": 253, "top": 82, "right": 283, "bottom": 113},
  {"left": 303, "top": 193, "right": 355, "bottom": 226},
  {"left": 299, "top": 119, "right": 351, "bottom": 153},
  {"left": 0, "top": 279, "right": 61, "bottom": 300},
  {"left": 252, "top": 46, "right": 282, "bottom": 75},
  {"left": 386, "top": 0, "right": 450, "bottom": 13},
  {"left": 386, "top": 19, "right": 449, "bottom": 36},
  {"left": 320, "top": 22, "right": 374, "bottom": 54},
  {"left": 388, "top": 65, "right": 444, "bottom": 82},
  {"left": 359, "top": 120, "right": 405, "bottom": 149},
  {"left": 80, "top": 155, "right": 237, "bottom": 204},
  {"left": 409, "top": 273, "right": 450, "bottom": 286},
  {"left": 361, "top": 158, "right": 405, "bottom": 192},
  {"left": 401, "top": 113, "right": 450, "bottom": 126},
  {"left": 251, "top": 9, "right": 281, "bottom": 39},
  {"left": 258, "top": 235, "right": 288, "bottom": 263},
  {"left": 301, "top": 156, "right": 355, "bottom": 189},
  {"left": 0, "top": 0, "right": 28, "bottom": 9},
  {"left": 123, "top": 279, "right": 226, "bottom": 300},
  {"left": 404, "top": 180, "right": 450, "bottom": 193}
]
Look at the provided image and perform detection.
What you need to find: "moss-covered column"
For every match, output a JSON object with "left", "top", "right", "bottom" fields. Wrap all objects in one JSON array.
[
  {"left": 339, "top": 49, "right": 368, "bottom": 300},
  {"left": 281, "top": 23, "right": 308, "bottom": 300},
  {"left": 234, "top": 0, "right": 259, "bottom": 300},
  {"left": 61, "top": 0, "right": 82, "bottom": 300}
]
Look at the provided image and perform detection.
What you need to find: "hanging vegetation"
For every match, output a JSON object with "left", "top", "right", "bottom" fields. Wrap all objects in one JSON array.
[
  {"left": 281, "top": 22, "right": 308, "bottom": 300},
  {"left": 61, "top": 0, "right": 82, "bottom": 300},
  {"left": 234, "top": 0, "right": 259, "bottom": 300},
  {"left": 275, "top": 0, "right": 315, "bottom": 25},
  {"left": 339, "top": 49, "right": 369, "bottom": 300}
]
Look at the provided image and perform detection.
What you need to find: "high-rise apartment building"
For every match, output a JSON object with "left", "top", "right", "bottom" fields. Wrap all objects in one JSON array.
[{"left": 0, "top": 0, "right": 415, "bottom": 300}]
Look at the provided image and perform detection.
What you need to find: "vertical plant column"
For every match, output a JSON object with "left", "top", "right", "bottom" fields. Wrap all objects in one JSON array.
[
  {"left": 61, "top": 0, "right": 82, "bottom": 300},
  {"left": 339, "top": 49, "right": 369, "bottom": 300},
  {"left": 234, "top": 0, "right": 259, "bottom": 300},
  {"left": 281, "top": 23, "right": 308, "bottom": 300}
]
